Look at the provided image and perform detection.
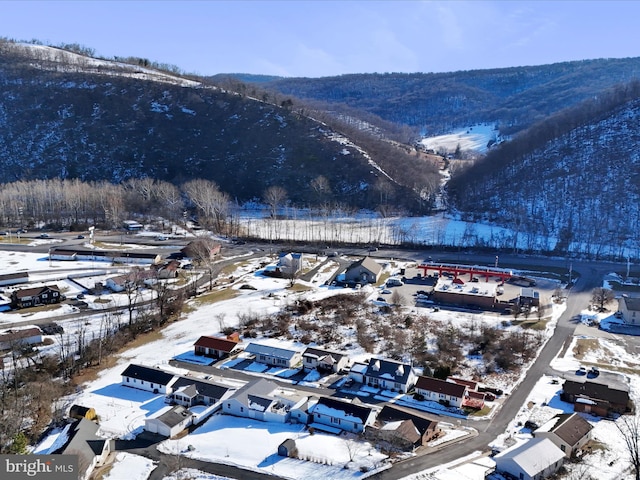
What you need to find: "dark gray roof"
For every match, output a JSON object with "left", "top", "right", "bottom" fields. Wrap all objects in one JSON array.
[
  {"left": 312, "top": 396, "right": 373, "bottom": 424},
  {"left": 621, "top": 296, "right": 640, "bottom": 311},
  {"left": 303, "top": 347, "right": 347, "bottom": 362},
  {"left": 57, "top": 419, "right": 106, "bottom": 475},
  {"left": 171, "top": 376, "right": 231, "bottom": 401},
  {"left": 377, "top": 405, "right": 438, "bottom": 435},
  {"left": 228, "top": 378, "right": 279, "bottom": 406},
  {"left": 346, "top": 257, "right": 382, "bottom": 275},
  {"left": 121, "top": 364, "right": 175, "bottom": 386},
  {"left": 156, "top": 405, "right": 191, "bottom": 427},
  {"left": 364, "top": 358, "right": 414, "bottom": 385}
]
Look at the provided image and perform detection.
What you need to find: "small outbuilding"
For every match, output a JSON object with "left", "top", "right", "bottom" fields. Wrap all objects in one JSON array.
[
  {"left": 69, "top": 405, "right": 97, "bottom": 421},
  {"left": 278, "top": 438, "right": 298, "bottom": 458}
]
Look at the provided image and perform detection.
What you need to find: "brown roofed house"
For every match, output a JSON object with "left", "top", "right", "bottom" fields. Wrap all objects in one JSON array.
[
  {"left": 194, "top": 335, "right": 241, "bottom": 359},
  {"left": 10, "top": 285, "right": 62, "bottom": 309},
  {"left": 415, "top": 376, "right": 468, "bottom": 408},
  {"left": 533, "top": 413, "right": 593, "bottom": 458}
]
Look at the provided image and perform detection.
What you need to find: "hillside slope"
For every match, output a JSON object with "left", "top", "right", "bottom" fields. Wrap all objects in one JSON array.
[
  {"left": 0, "top": 41, "right": 434, "bottom": 212},
  {"left": 448, "top": 81, "right": 640, "bottom": 257},
  {"left": 247, "top": 58, "right": 640, "bottom": 136}
]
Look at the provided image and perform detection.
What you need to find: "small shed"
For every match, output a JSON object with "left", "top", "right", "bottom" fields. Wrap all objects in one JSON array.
[
  {"left": 69, "top": 405, "right": 97, "bottom": 421},
  {"left": 278, "top": 438, "right": 298, "bottom": 458}
]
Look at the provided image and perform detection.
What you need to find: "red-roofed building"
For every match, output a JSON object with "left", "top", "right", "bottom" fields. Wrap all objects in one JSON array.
[
  {"left": 415, "top": 376, "right": 467, "bottom": 408},
  {"left": 462, "top": 390, "right": 486, "bottom": 410},
  {"left": 194, "top": 335, "right": 241, "bottom": 359}
]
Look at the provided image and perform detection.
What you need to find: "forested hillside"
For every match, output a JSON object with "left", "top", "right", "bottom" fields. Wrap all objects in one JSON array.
[
  {"left": 447, "top": 80, "right": 640, "bottom": 257},
  {"left": 245, "top": 58, "right": 640, "bottom": 136},
  {"left": 0, "top": 40, "right": 438, "bottom": 213}
]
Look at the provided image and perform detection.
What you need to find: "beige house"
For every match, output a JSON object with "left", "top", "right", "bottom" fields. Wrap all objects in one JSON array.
[
  {"left": 344, "top": 257, "right": 382, "bottom": 285},
  {"left": 533, "top": 413, "right": 593, "bottom": 458},
  {"left": 618, "top": 295, "right": 640, "bottom": 325}
]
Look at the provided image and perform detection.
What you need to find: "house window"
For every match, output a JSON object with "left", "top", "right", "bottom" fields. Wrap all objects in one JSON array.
[
  {"left": 150, "top": 383, "right": 154, "bottom": 389},
  {"left": 331, "top": 417, "right": 340, "bottom": 425},
  {"left": 561, "top": 445, "right": 566, "bottom": 452},
  {"left": 240, "top": 407, "right": 244, "bottom": 412},
  {"left": 440, "top": 393, "right": 445, "bottom": 398},
  {"left": 126, "top": 377, "right": 130, "bottom": 382},
  {"left": 395, "top": 383, "right": 401, "bottom": 390},
  {"left": 519, "top": 474, "right": 524, "bottom": 480}
]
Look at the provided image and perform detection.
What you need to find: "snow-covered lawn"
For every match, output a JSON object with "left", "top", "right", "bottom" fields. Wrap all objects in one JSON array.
[
  {"left": 103, "top": 452, "right": 156, "bottom": 480},
  {"left": 158, "top": 415, "right": 388, "bottom": 479}
]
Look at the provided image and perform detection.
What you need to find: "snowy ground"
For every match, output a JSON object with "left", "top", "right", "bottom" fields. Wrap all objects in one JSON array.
[
  {"left": 159, "top": 415, "right": 388, "bottom": 479},
  {"left": 419, "top": 124, "right": 500, "bottom": 154},
  {"left": 7, "top": 242, "right": 637, "bottom": 480}
]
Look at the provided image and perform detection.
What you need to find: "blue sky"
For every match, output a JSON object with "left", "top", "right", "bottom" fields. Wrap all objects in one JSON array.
[{"left": 2, "top": 1, "right": 639, "bottom": 78}]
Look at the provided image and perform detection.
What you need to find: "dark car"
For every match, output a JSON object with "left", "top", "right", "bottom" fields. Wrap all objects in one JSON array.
[{"left": 77, "top": 234, "right": 85, "bottom": 239}]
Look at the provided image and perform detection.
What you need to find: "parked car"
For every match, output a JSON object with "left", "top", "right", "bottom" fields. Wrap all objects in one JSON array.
[
  {"left": 386, "top": 278, "right": 403, "bottom": 287},
  {"left": 38, "top": 233, "right": 50, "bottom": 238},
  {"left": 155, "top": 235, "right": 168, "bottom": 241},
  {"left": 77, "top": 234, "right": 85, "bottom": 239}
]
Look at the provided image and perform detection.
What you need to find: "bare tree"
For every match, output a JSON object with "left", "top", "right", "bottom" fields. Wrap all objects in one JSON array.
[
  {"left": 592, "top": 287, "right": 615, "bottom": 312},
  {"left": 617, "top": 415, "right": 640, "bottom": 480},
  {"left": 263, "top": 186, "right": 288, "bottom": 218}
]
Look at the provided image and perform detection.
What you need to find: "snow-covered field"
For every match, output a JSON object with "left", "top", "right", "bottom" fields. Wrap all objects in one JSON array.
[{"left": 420, "top": 124, "right": 500, "bottom": 154}]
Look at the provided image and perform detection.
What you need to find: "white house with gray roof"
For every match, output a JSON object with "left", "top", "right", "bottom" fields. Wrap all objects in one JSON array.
[
  {"left": 144, "top": 405, "right": 193, "bottom": 438},
  {"left": 363, "top": 358, "right": 417, "bottom": 393},
  {"left": 618, "top": 295, "right": 640, "bottom": 325},
  {"left": 244, "top": 342, "right": 303, "bottom": 368},
  {"left": 222, "top": 378, "right": 309, "bottom": 423},
  {"left": 308, "top": 396, "right": 377, "bottom": 434},
  {"left": 494, "top": 437, "right": 565, "bottom": 480},
  {"left": 302, "top": 347, "right": 350, "bottom": 373},
  {"left": 121, "top": 364, "right": 177, "bottom": 394},
  {"left": 167, "top": 376, "right": 234, "bottom": 408},
  {"left": 344, "top": 257, "right": 382, "bottom": 284}
]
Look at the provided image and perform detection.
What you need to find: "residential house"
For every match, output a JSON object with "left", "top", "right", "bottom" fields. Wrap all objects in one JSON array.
[
  {"left": 120, "top": 364, "right": 177, "bottom": 394},
  {"left": 561, "top": 373, "right": 630, "bottom": 416},
  {"left": 144, "top": 405, "right": 193, "bottom": 438},
  {"left": 106, "top": 269, "right": 157, "bottom": 292},
  {"left": 0, "top": 326, "right": 43, "bottom": 350},
  {"left": 308, "top": 396, "right": 377, "bottom": 434},
  {"left": 276, "top": 253, "right": 304, "bottom": 277},
  {"left": 194, "top": 335, "right": 241, "bottom": 359},
  {"left": 494, "top": 438, "right": 565, "bottom": 480},
  {"left": 415, "top": 376, "right": 468, "bottom": 408},
  {"left": 55, "top": 419, "right": 112, "bottom": 480},
  {"left": 69, "top": 405, "right": 97, "bottom": 421},
  {"left": 222, "top": 378, "right": 308, "bottom": 424},
  {"left": 153, "top": 260, "right": 181, "bottom": 279},
  {"left": 244, "top": 342, "right": 303, "bottom": 368},
  {"left": 167, "top": 376, "right": 233, "bottom": 408},
  {"left": 363, "top": 358, "right": 417, "bottom": 393},
  {"left": 462, "top": 390, "right": 487, "bottom": 410},
  {"left": 10, "top": 285, "right": 62, "bottom": 309},
  {"left": 366, "top": 405, "right": 440, "bottom": 450},
  {"left": 533, "top": 413, "right": 593, "bottom": 458},
  {"left": 348, "top": 362, "right": 368, "bottom": 384},
  {"left": 181, "top": 238, "right": 221, "bottom": 260},
  {"left": 344, "top": 257, "right": 382, "bottom": 285},
  {"left": 618, "top": 295, "right": 640, "bottom": 326},
  {"left": 302, "top": 347, "right": 350, "bottom": 373}
]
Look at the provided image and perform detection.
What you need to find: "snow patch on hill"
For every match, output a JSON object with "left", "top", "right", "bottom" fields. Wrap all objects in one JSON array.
[{"left": 420, "top": 124, "right": 500, "bottom": 154}]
